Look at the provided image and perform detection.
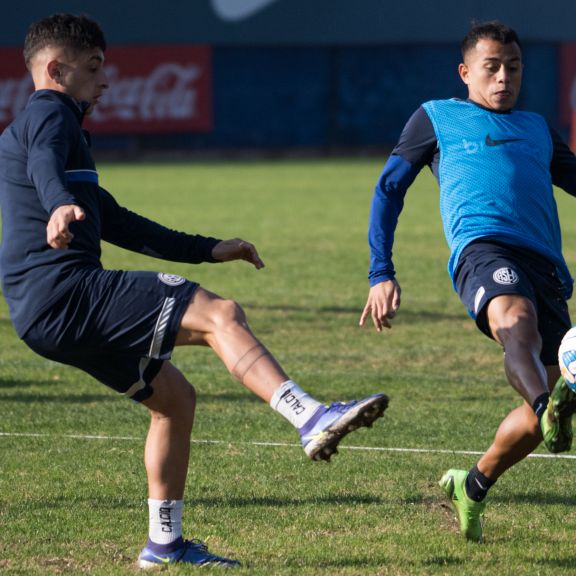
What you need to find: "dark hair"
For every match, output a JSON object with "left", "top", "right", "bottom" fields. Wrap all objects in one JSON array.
[
  {"left": 23, "top": 13, "right": 106, "bottom": 69},
  {"left": 461, "top": 20, "right": 521, "bottom": 59}
]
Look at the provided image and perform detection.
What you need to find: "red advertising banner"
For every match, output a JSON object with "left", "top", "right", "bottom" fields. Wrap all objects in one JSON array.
[
  {"left": 560, "top": 43, "right": 576, "bottom": 127},
  {"left": 0, "top": 45, "right": 213, "bottom": 134},
  {"left": 560, "top": 43, "right": 576, "bottom": 151},
  {"left": 0, "top": 48, "right": 32, "bottom": 128}
]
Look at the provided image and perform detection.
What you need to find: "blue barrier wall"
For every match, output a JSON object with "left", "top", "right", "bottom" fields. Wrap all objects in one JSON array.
[
  {"left": 0, "top": 1, "right": 569, "bottom": 150},
  {"left": 96, "top": 43, "right": 560, "bottom": 151},
  {"left": 3, "top": 0, "right": 576, "bottom": 45}
]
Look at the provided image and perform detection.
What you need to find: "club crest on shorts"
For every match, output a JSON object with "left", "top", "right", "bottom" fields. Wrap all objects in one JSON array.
[
  {"left": 492, "top": 267, "right": 519, "bottom": 285},
  {"left": 157, "top": 273, "right": 186, "bottom": 286}
]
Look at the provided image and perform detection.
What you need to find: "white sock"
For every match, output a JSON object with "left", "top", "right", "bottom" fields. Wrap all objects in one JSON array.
[
  {"left": 148, "top": 499, "right": 183, "bottom": 545},
  {"left": 270, "top": 380, "right": 323, "bottom": 429}
]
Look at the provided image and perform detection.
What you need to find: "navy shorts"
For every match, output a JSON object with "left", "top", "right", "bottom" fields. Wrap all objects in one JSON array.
[
  {"left": 23, "top": 269, "right": 198, "bottom": 402},
  {"left": 454, "top": 240, "right": 571, "bottom": 366}
]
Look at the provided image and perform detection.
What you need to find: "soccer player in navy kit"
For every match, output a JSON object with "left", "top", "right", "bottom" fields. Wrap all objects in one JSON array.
[
  {"left": 0, "top": 14, "right": 389, "bottom": 568},
  {"left": 360, "top": 21, "right": 576, "bottom": 542}
]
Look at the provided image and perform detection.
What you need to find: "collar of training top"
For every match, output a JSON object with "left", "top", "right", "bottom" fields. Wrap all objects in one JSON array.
[{"left": 28, "top": 89, "right": 91, "bottom": 122}]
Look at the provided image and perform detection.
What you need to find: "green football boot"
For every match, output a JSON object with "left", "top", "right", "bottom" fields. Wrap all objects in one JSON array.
[
  {"left": 439, "top": 469, "right": 485, "bottom": 542},
  {"left": 541, "top": 378, "right": 576, "bottom": 453}
]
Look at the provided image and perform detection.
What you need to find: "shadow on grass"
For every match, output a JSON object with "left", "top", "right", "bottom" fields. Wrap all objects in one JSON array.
[
  {"left": 387, "top": 308, "right": 467, "bottom": 324},
  {"left": 22, "top": 496, "right": 141, "bottom": 511},
  {"left": 245, "top": 303, "right": 465, "bottom": 323},
  {"left": 0, "top": 380, "right": 258, "bottom": 405},
  {"left": 422, "top": 555, "right": 465, "bottom": 567},
  {"left": 534, "top": 557, "right": 576, "bottom": 569},
  {"left": 0, "top": 376, "right": 90, "bottom": 392},
  {"left": 197, "top": 392, "right": 260, "bottom": 404},
  {"left": 282, "top": 557, "right": 391, "bottom": 570},
  {"left": 21, "top": 493, "right": 385, "bottom": 512},
  {"left": 194, "top": 493, "right": 385, "bottom": 508},
  {"left": 0, "top": 389, "right": 116, "bottom": 403},
  {"left": 0, "top": 379, "right": 37, "bottom": 389},
  {"left": 244, "top": 303, "right": 359, "bottom": 316}
]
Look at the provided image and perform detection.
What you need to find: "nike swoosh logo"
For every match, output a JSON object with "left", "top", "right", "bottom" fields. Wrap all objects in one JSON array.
[
  {"left": 148, "top": 553, "right": 171, "bottom": 563},
  {"left": 474, "top": 477, "right": 487, "bottom": 490},
  {"left": 485, "top": 134, "right": 524, "bottom": 147},
  {"left": 211, "top": 0, "right": 281, "bottom": 21}
]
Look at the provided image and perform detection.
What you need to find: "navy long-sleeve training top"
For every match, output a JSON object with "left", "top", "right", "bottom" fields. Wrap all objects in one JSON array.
[{"left": 0, "top": 90, "right": 221, "bottom": 337}]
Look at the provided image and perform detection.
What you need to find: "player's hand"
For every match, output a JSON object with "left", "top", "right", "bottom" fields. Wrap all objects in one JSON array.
[
  {"left": 359, "top": 279, "right": 401, "bottom": 332},
  {"left": 46, "top": 204, "right": 86, "bottom": 249},
  {"left": 212, "top": 238, "right": 265, "bottom": 270}
]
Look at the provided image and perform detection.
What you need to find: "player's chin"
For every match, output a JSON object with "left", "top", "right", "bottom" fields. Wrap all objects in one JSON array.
[{"left": 491, "top": 93, "right": 516, "bottom": 111}]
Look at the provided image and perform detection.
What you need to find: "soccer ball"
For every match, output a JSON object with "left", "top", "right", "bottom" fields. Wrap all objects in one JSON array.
[{"left": 558, "top": 327, "right": 576, "bottom": 390}]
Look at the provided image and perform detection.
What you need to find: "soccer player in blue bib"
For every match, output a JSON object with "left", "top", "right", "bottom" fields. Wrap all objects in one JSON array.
[
  {"left": 0, "top": 14, "right": 388, "bottom": 568},
  {"left": 360, "top": 20, "right": 576, "bottom": 542}
]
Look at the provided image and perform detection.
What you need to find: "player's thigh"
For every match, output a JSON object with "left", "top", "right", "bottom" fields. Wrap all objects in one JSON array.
[{"left": 454, "top": 241, "right": 536, "bottom": 339}]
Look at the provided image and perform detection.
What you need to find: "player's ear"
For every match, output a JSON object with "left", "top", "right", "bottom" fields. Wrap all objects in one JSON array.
[
  {"left": 458, "top": 62, "right": 469, "bottom": 85},
  {"left": 46, "top": 59, "right": 62, "bottom": 84}
]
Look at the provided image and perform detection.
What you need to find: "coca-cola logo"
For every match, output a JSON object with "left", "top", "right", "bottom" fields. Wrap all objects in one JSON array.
[
  {"left": 0, "top": 45, "right": 212, "bottom": 133},
  {"left": 91, "top": 63, "right": 203, "bottom": 123}
]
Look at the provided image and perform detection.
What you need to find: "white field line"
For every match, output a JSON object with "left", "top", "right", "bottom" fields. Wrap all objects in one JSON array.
[{"left": 1, "top": 431, "right": 576, "bottom": 460}]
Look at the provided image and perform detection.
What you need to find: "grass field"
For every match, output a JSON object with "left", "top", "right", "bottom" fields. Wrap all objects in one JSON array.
[{"left": 2, "top": 158, "right": 576, "bottom": 575}]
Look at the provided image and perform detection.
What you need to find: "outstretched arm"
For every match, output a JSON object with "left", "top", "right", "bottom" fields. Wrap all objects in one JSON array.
[
  {"left": 361, "top": 106, "right": 436, "bottom": 331},
  {"left": 99, "top": 186, "right": 263, "bottom": 267},
  {"left": 99, "top": 186, "right": 220, "bottom": 263}
]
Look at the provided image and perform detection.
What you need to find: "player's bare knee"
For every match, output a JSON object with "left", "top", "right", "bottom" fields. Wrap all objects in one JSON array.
[
  {"left": 493, "top": 308, "right": 540, "bottom": 349},
  {"left": 211, "top": 298, "right": 247, "bottom": 330}
]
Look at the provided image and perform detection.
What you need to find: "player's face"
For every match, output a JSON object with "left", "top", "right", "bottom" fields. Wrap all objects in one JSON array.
[
  {"left": 58, "top": 48, "right": 108, "bottom": 114},
  {"left": 458, "top": 38, "right": 522, "bottom": 111}
]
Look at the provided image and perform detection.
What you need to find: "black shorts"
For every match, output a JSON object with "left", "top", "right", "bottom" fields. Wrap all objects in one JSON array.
[
  {"left": 23, "top": 269, "right": 198, "bottom": 402},
  {"left": 454, "top": 241, "right": 571, "bottom": 366}
]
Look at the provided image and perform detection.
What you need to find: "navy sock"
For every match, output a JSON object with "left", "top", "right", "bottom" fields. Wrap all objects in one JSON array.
[
  {"left": 465, "top": 465, "right": 496, "bottom": 502},
  {"left": 532, "top": 392, "right": 550, "bottom": 423},
  {"left": 146, "top": 537, "right": 184, "bottom": 554}
]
